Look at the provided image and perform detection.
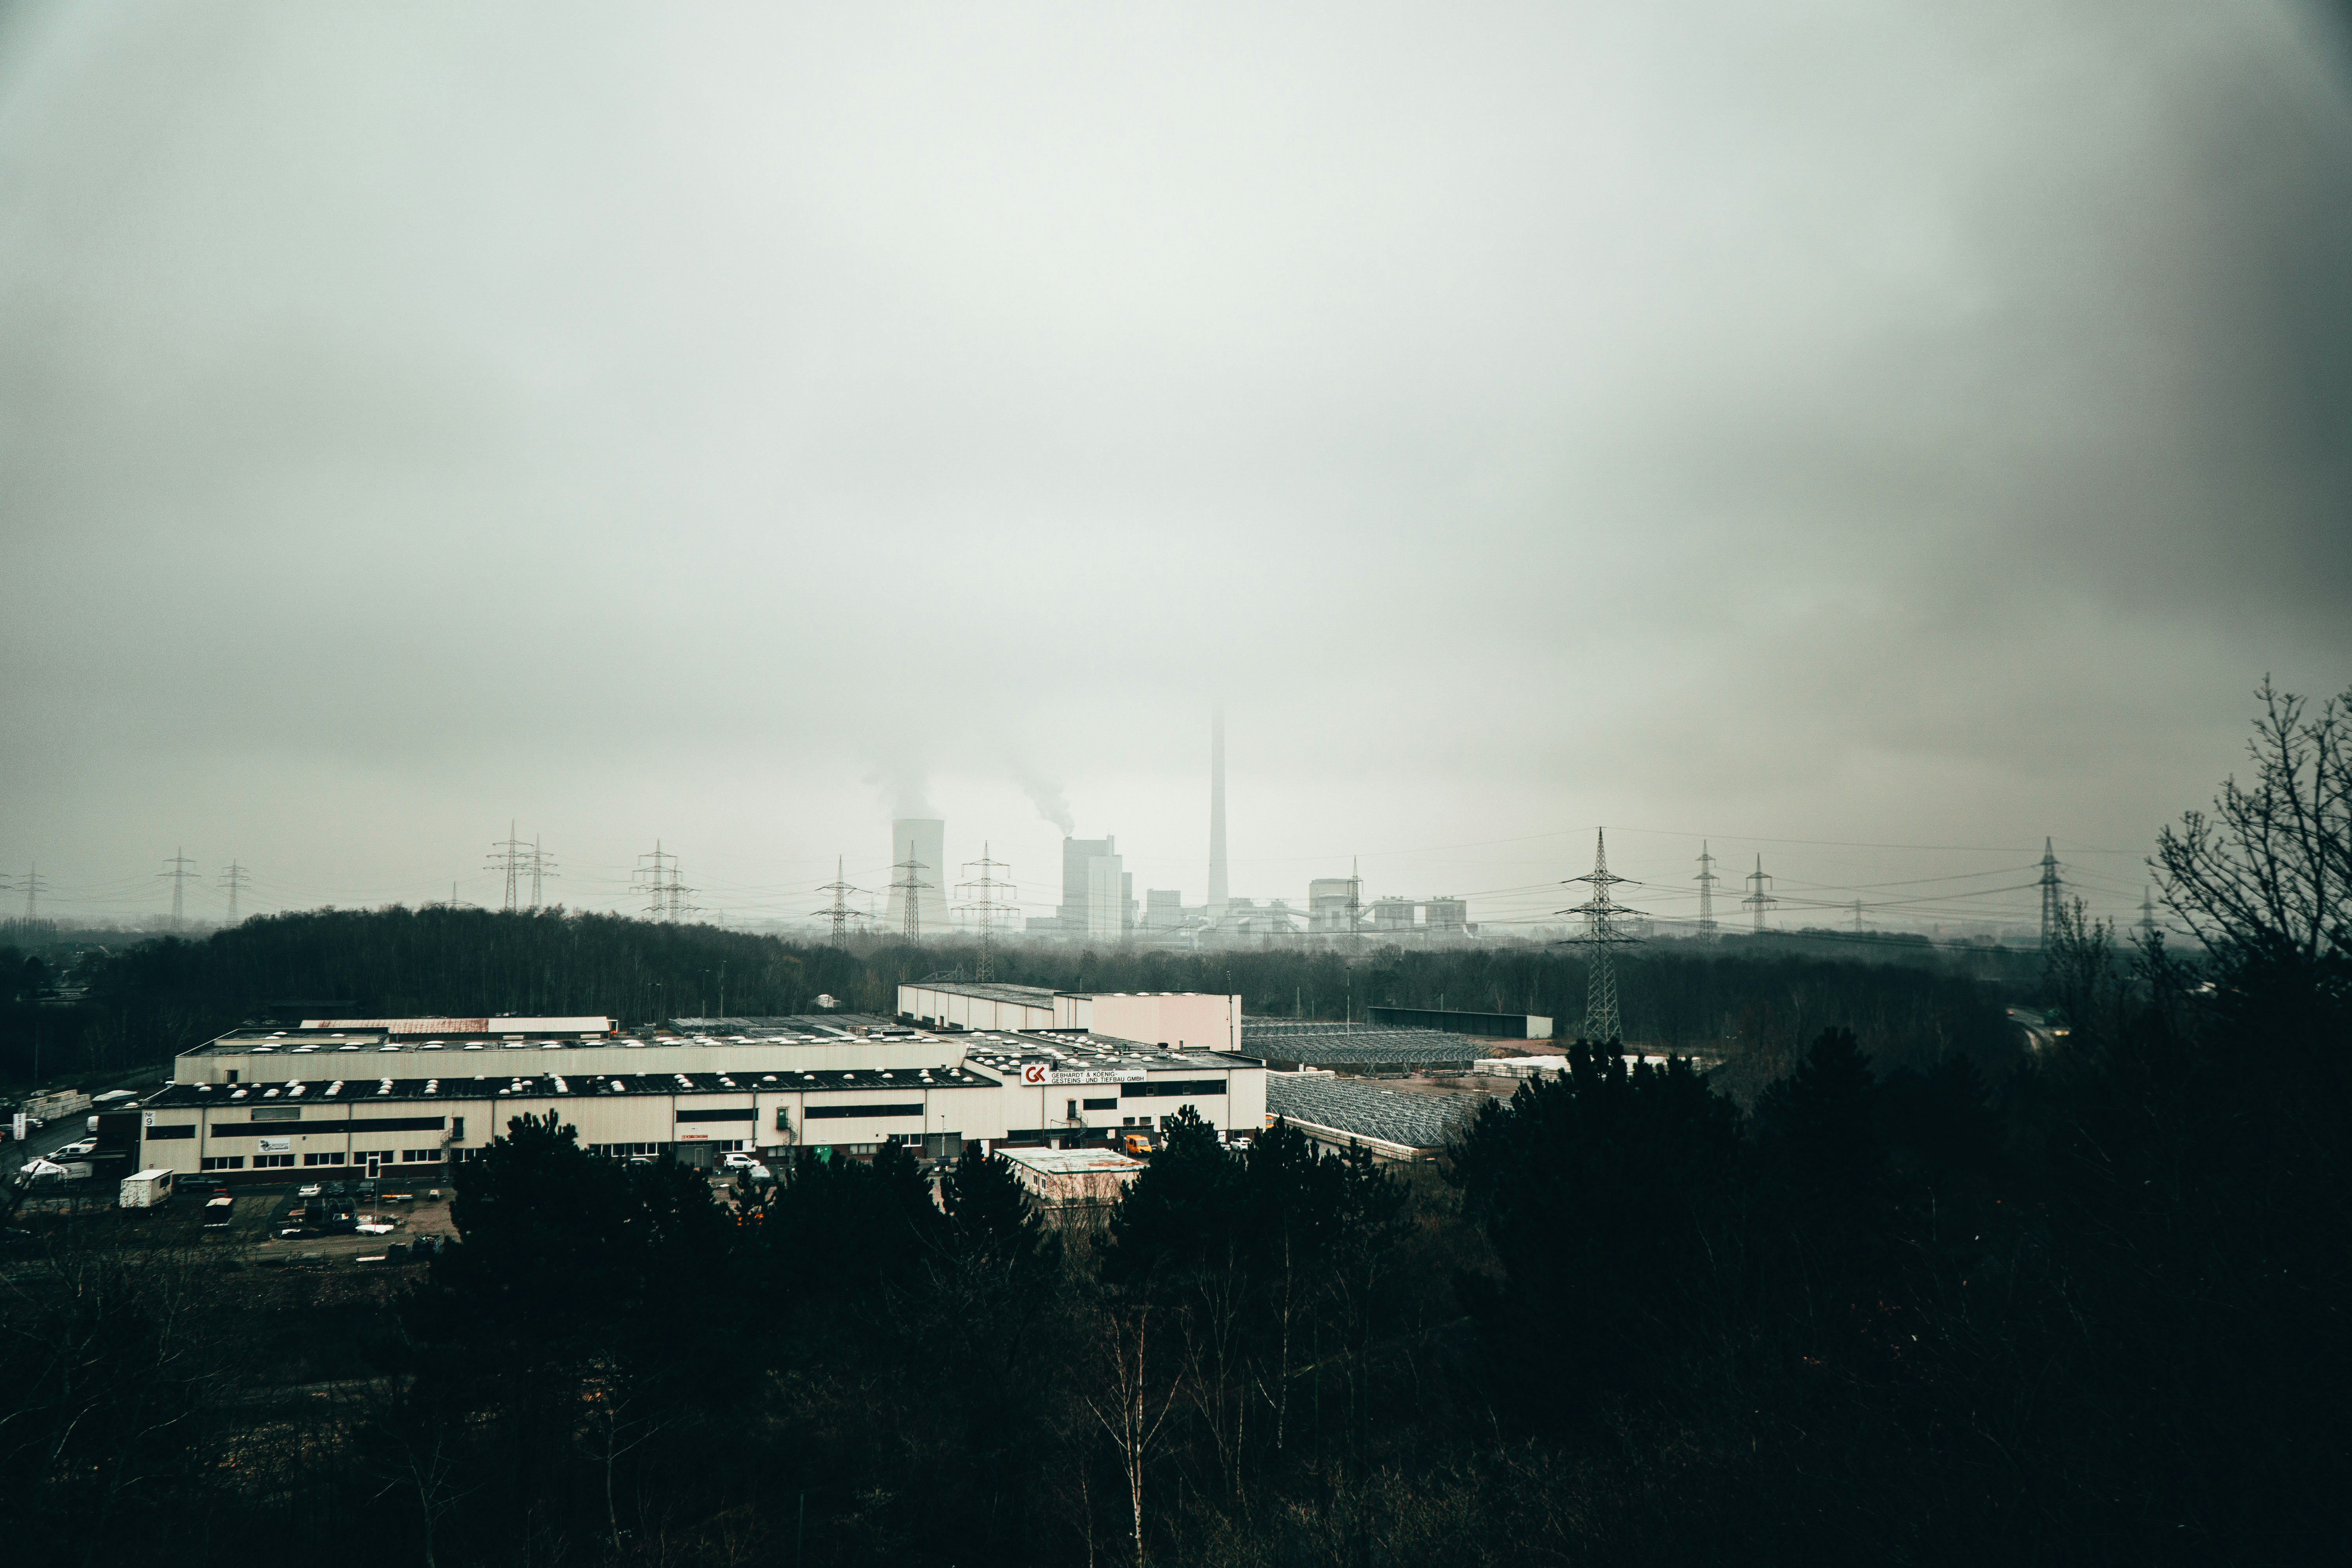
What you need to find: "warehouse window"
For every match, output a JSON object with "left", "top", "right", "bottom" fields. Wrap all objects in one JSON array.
[
  {"left": 401, "top": 1149, "right": 444, "bottom": 1163},
  {"left": 302, "top": 1152, "right": 346, "bottom": 1167},
  {"left": 1121, "top": 1080, "right": 1227, "bottom": 1098},
  {"left": 1084, "top": 1098, "right": 1118, "bottom": 1111},
  {"left": 200, "top": 1156, "right": 245, "bottom": 1171},
  {"left": 252, "top": 1105, "right": 301, "bottom": 1122},
  {"left": 254, "top": 1154, "right": 294, "bottom": 1169},
  {"left": 145, "top": 1124, "right": 196, "bottom": 1140},
  {"left": 805, "top": 1103, "right": 925, "bottom": 1120}
]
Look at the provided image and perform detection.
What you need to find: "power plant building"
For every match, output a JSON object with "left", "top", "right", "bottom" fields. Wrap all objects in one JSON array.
[
  {"left": 1028, "top": 835, "right": 1134, "bottom": 939},
  {"left": 1308, "top": 877, "right": 1359, "bottom": 934}
]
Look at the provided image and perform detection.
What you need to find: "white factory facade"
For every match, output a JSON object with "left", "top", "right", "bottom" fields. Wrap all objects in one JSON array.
[{"left": 129, "top": 1008, "right": 1267, "bottom": 1186}]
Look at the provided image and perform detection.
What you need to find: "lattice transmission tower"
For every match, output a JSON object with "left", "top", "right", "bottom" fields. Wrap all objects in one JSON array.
[
  {"left": 814, "top": 855, "right": 873, "bottom": 945},
  {"left": 891, "top": 840, "right": 932, "bottom": 949},
  {"left": 527, "top": 835, "right": 558, "bottom": 909},
  {"left": 634, "top": 840, "right": 696, "bottom": 923},
  {"left": 956, "top": 844, "right": 1017, "bottom": 982},
  {"left": 2037, "top": 838, "right": 2064, "bottom": 948},
  {"left": 1742, "top": 855, "right": 1776, "bottom": 933},
  {"left": 2137, "top": 885, "right": 2161, "bottom": 946},
  {"left": 161, "top": 849, "right": 197, "bottom": 930},
  {"left": 218, "top": 860, "right": 252, "bottom": 924},
  {"left": 1694, "top": 841, "right": 1720, "bottom": 934},
  {"left": 15, "top": 863, "right": 52, "bottom": 920},
  {"left": 487, "top": 822, "right": 529, "bottom": 912},
  {"left": 1560, "top": 828, "right": 1643, "bottom": 1044}
]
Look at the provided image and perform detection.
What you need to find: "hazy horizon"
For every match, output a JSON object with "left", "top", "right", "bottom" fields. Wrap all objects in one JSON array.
[{"left": 5, "top": 2, "right": 2348, "bottom": 936}]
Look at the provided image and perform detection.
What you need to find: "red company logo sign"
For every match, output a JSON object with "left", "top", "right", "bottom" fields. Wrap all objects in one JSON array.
[{"left": 1021, "top": 1063, "right": 1050, "bottom": 1085}]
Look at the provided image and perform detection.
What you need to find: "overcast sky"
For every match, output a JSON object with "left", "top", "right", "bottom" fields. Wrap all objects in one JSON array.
[{"left": 3, "top": 1, "right": 2348, "bottom": 938}]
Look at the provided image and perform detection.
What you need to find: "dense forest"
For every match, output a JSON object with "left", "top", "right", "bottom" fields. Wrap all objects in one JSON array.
[{"left": 3, "top": 685, "right": 2345, "bottom": 1565}]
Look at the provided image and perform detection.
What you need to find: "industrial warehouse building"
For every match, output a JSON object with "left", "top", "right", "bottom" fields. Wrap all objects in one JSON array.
[
  {"left": 131, "top": 1011, "right": 1268, "bottom": 1185},
  {"left": 895, "top": 982, "right": 1241, "bottom": 1053}
]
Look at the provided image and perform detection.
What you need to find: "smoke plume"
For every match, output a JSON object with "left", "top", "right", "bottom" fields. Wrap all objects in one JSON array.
[{"left": 1023, "top": 773, "right": 1076, "bottom": 837}]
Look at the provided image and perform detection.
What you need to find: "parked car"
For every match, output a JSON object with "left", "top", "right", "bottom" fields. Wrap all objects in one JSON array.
[
  {"left": 296, "top": 1183, "right": 321, "bottom": 1198},
  {"left": 718, "top": 1152, "right": 763, "bottom": 1172},
  {"left": 54, "top": 1138, "right": 98, "bottom": 1159},
  {"left": 323, "top": 1181, "right": 347, "bottom": 1198}
]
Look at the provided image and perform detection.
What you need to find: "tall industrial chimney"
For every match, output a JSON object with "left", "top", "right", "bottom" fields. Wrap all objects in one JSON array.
[{"left": 1208, "top": 706, "right": 1229, "bottom": 919}]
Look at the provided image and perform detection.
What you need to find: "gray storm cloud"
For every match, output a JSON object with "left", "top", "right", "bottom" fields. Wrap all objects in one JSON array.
[{"left": 0, "top": 1, "right": 2346, "bottom": 926}]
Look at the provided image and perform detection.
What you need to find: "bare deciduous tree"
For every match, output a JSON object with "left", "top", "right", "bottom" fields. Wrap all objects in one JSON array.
[
  {"left": 2156, "top": 679, "right": 2352, "bottom": 968},
  {"left": 1084, "top": 1290, "right": 1182, "bottom": 1565}
]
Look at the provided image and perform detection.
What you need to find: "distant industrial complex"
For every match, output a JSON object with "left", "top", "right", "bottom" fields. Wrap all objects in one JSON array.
[{"left": 869, "top": 711, "right": 1481, "bottom": 948}]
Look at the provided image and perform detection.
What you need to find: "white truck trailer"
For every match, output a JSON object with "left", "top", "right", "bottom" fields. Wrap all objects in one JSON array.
[{"left": 119, "top": 1168, "right": 177, "bottom": 1208}]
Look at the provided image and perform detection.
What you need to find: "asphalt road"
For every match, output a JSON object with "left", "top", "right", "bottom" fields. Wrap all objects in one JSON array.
[{"left": 2006, "top": 1006, "right": 2060, "bottom": 1052}]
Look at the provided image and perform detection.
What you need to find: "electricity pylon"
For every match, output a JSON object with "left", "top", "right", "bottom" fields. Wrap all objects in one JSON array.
[
  {"left": 161, "top": 849, "right": 197, "bottom": 930},
  {"left": 528, "top": 836, "right": 558, "bottom": 909},
  {"left": 1559, "top": 828, "right": 1642, "bottom": 1044},
  {"left": 956, "top": 843, "right": 1017, "bottom": 982},
  {"left": 15, "top": 864, "right": 51, "bottom": 920},
  {"left": 218, "top": 860, "right": 252, "bottom": 924},
  {"left": 487, "top": 822, "right": 529, "bottom": 911},
  {"left": 891, "top": 840, "right": 931, "bottom": 949},
  {"left": 1742, "top": 855, "right": 1777, "bottom": 933},
  {"left": 815, "top": 855, "right": 873, "bottom": 944},
  {"left": 1694, "top": 842, "right": 1720, "bottom": 934},
  {"left": 634, "top": 840, "right": 695, "bottom": 922},
  {"left": 2038, "top": 838, "right": 2064, "bottom": 948}
]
